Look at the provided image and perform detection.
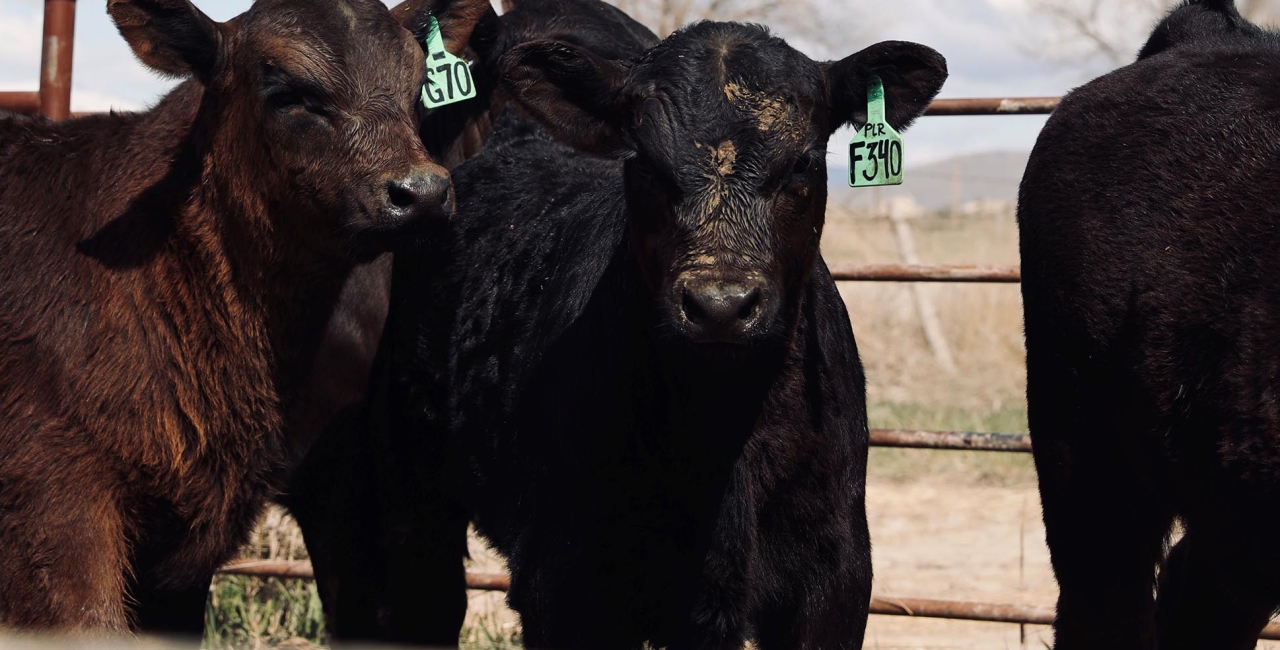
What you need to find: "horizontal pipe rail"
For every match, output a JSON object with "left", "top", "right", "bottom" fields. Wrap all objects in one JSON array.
[
  {"left": 0, "top": 91, "right": 41, "bottom": 114},
  {"left": 870, "top": 429, "right": 1030, "bottom": 452},
  {"left": 37, "top": 96, "right": 1063, "bottom": 122},
  {"left": 925, "top": 97, "right": 1059, "bottom": 116},
  {"left": 869, "top": 596, "right": 1052, "bottom": 625},
  {"left": 828, "top": 263, "right": 1021, "bottom": 283},
  {"left": 220, "top": 559, "right": 316, "bottom": 579},
  {"left": 216, "top": 561, "right": 1280, "bottom": 639}
]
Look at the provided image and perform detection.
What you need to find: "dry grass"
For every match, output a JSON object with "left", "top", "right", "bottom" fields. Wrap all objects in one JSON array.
[
  {"left": 824, "top": 205, "right": 1026, "bottom": 413},
  {"left": 205, "top": 509, "right": 325, "bottom": 649},
  {"left": 823, "top": 205, "right": 1033, "bottom": 487}
]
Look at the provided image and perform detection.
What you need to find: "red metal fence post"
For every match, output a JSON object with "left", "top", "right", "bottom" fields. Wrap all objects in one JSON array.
[{"left": 39, "top": 0, "right": 76, "bottom": 120}]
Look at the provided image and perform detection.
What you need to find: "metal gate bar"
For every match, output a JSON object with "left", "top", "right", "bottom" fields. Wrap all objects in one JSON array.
[
  {"left": 829, "top": 263, "right": 1021, "bottom": 283},
  {"left": 870, "top": 429, "right": 1030, "bottom": 452},
  {"left": 216, "top": 561, "right": 1280, "bottom": 639}
]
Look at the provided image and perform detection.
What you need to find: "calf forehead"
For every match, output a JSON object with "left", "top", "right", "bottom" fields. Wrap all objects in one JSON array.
[
  {"left": 244, "top": 0, "right": 417, "bottom": 80},
  {"left": 629, "top": 24, "right": 823, "bottom": 162},
  {"left": 248, "top": 0, "right": 397, "bottom": 34}
]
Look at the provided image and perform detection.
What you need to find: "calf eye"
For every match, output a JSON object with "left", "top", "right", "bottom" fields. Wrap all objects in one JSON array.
[
  {"left": 786, "top": 152, "right": 822, "bottom": 197},
  {"left": 263, "top": 68, "right": 332, "bottom": 119},
  {"left": 268, "top": 87, "right": 305, "bottom": 110},
  {"left": 792, "top": 153, "right": 820, "bottom": 178},
  {"left": 271, "top": 89, "right": 329, "bottom": 116}
]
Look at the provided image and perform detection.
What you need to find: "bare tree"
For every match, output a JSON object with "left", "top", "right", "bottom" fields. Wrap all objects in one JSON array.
[
  {"left": 605, "top": 0, "right": 867, "bottom": 58},
  {"left": 1025, "top": 0, "right": 1280, "bottom": 72}
]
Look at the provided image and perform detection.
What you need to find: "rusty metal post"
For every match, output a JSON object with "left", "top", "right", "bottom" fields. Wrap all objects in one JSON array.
[{"left": 39, "top": 0, "right": 76, "bottom": 120}]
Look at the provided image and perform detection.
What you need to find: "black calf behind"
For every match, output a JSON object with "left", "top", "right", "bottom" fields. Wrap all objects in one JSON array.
[{"left": 1019, "top": 1, "right": 1280, "bottom": 648}]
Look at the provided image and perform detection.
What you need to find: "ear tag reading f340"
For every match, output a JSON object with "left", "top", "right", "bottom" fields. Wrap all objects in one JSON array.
[
  {"left": 421, "top": 15, "right": 477, "bottom": 109},
  {"left": 849, "top": 75, "right": 904, "bottom": 187}
]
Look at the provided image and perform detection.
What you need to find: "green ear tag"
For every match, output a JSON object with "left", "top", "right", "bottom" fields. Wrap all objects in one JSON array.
[
  {"left": 421, "top": 15, "right": 477, "bottom": 109},
  {"left": 848, "top": 75, "right": 904, "bottom": 187}
]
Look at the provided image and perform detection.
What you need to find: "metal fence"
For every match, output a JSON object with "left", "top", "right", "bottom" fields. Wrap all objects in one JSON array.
[
  {"left": 0, "top": 0, "right": 75, "bottom": 120},
  {"left": 10, "top": 0, "right": 1274, "bottom": 644},
  {"left": 217, "top": 93, "right": 1064, "bottom": 632}
]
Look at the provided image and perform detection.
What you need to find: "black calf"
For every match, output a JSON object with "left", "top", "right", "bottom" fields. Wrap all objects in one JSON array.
[
  {"left": 394, "top": 21, "right": 945, "bottom": 650},
  {"left": 1019, "top": 1, "right": 1280, "bottom": 648}
]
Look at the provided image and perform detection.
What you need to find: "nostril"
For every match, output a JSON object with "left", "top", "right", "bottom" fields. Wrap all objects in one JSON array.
[
  {"left": 738, "top": 287, "right": 761, "bottom": 321},
  {"left": 386, "top": 180, "right": 417, "bottom": 210},
  {"left": 681, "top": 287, "right": 707, "bottom": 324},
  {"left": 439, "top": 184, "right": 452, "bottom": 209}
]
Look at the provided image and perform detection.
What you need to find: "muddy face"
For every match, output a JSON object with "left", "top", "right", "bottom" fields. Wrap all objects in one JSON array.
[
  {"left": 618, "top": 25, "right": 831, "bottom": 347},
  {"left": 500, "top": 21, "right": 948, "bottom": 348}
]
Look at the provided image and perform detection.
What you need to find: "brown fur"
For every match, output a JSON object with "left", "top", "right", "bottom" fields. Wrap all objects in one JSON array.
[{"left": 0, "top": 0, "right": 483, "bottom": 633}]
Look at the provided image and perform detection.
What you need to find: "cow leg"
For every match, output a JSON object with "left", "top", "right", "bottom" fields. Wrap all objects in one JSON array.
[
  {"left": 1155, "top": 525, "right": 1279, "bottom": 650},
  {"left": 287, "top": 403, "right": 469, "bottom": 647},
  {"left": 131, "top": 576, "right": 212, "bottom": 638},
  {"left": 1043, "top": 426, "right": 1178, "bottom": 650},
  {"left": 753, "top": 563, "right": 870, "bottom": 650},
  {"left": 508, "top": 563, "right": 643, "bottom": 650},
  {"left": 752, "top": 505, "right": 871, "bottom": 650},
  {"left": 1027, "top": 353, "right": 1173, "bottom": 650},
  {"left": 1037, "top": 451, "right": 1171, "bottom": 650},
  {"left": 0, "top": 465, "right": 130, "bottom": 631},
  {"left": 286, "top": 415, "right": 382, "bottom": 640}
]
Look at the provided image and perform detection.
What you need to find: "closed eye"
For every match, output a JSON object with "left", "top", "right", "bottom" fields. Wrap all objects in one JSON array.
[
  {"left": 266, "top": 85, "right": 333, "bottom": 118},
  {"left": 263, "top": 65, "right": 333, "bottom": 118}
]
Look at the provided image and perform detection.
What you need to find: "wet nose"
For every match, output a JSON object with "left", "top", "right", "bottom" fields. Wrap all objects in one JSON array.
[
  {"left": 384, "top": 169, "right": 453, "bottom": 224},
  {"left": 679, "top": 280, "right": 765, "bottom": 342}
]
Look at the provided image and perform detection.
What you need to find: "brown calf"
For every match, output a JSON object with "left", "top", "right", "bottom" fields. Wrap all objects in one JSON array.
[{"left": 0, "top": 0, "right": 483, "bottom": 633}]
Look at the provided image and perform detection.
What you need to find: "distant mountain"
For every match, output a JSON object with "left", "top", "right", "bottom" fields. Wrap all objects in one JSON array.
[{"left": 828, "top": 151, "right": 1030, "bottom": 213}]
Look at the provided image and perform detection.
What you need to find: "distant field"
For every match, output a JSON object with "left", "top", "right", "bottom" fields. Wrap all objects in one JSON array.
[{"left": 207, "top": 205, "right": 1038, "bottom": 649}]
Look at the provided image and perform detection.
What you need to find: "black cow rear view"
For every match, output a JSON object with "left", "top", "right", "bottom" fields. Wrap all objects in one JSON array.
[
  {"left": 1019, "top": 1, "right": 1280, "bottom": 648},
  {"left": 395, "top": 21, "right": 946, "bottom": 650}
]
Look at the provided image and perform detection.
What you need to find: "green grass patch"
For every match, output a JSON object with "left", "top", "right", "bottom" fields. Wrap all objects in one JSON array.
[{"left": 205, "top": 576, "right": 325, "bottom": 649}]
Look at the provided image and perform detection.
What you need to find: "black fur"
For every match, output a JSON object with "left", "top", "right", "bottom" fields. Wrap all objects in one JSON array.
[
  {"left": 281, "top": 1, "right": 666, "bottom": 645},
  {"left": 429, "top": 113, "right": 870, "bottom": 650},
  {"left": 1019, "top": 1, "right": 1280, "bottom": 648},
  {"left": 387, "top": 21, "right": 944, "bottom": 650},
  {"left": 1137, "top": 0, "right": 1268, "bottom": 60}
]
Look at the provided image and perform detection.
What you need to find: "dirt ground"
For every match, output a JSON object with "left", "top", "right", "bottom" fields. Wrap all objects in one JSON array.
[
  {"left": 863, "top": 480, "right": 1054, "bottom": 649},
  {"left": 464, "top": 474, "right": 1280, "bottom": 649},
  {"left": 462, "top": 477, "right": 1059, "bottom": 649}
]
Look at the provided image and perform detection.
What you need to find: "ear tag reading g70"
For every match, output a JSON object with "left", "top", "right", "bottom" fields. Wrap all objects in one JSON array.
[
  {"left": 421, "top": 15, "right": 477, "bottom": 109},
  {"left": 849, "top": 75, "right": 904, "bottom": 187}
]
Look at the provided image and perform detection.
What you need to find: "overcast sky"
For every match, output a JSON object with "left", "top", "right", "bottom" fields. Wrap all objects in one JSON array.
[{"left": 0, "top": 0, "right": 1135, "bottom": 167}]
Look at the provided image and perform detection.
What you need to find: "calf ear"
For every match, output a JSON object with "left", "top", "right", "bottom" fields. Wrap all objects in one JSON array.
[
  {"left": 824, "top": 41, "right": 947, "bottom": 133},
  {"left": 108, "top": 0, "right": 221, "bottom": 81},
  {"left": 392, "top": 0, "right": 495, "bottom": 55},
  {"left": 499, "top": 39, "right": 629, "bottom": 154}
]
